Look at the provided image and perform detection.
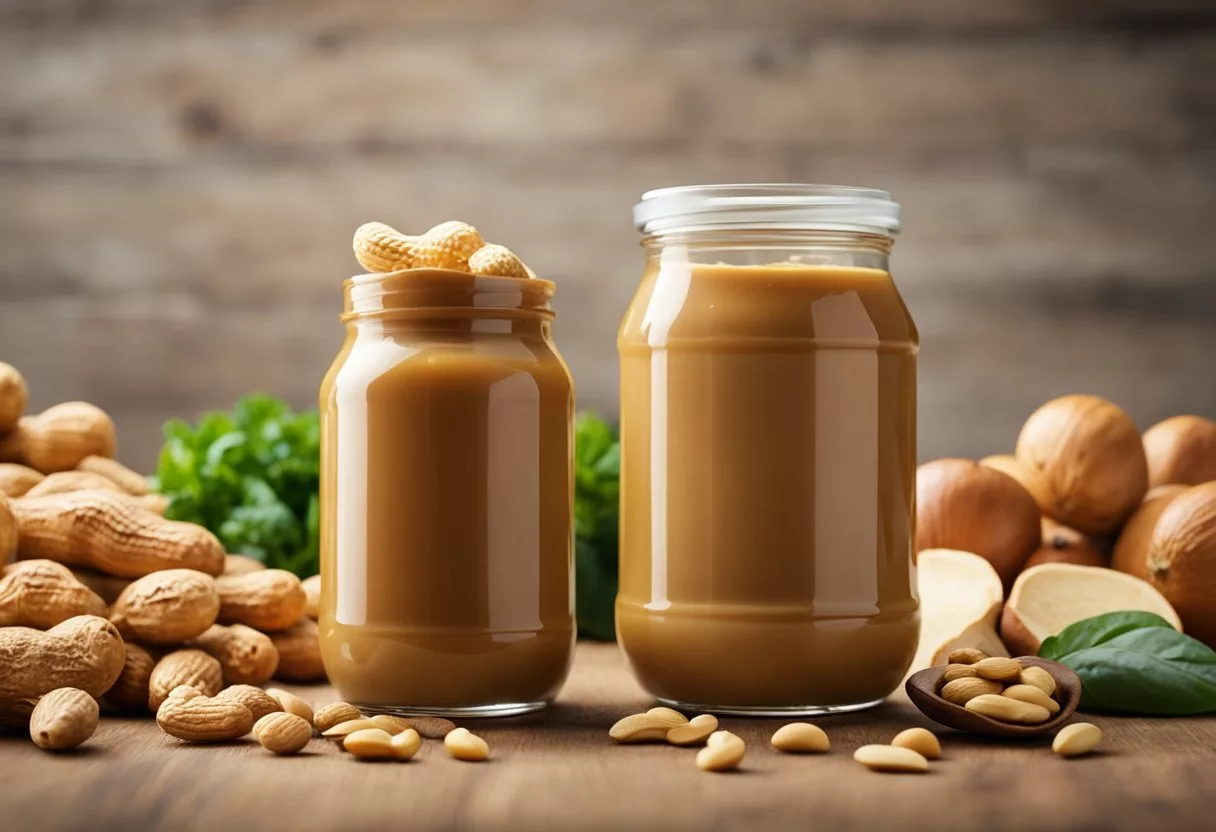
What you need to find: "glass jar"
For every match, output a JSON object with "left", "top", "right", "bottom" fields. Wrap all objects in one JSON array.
[
  {"left": 319, "top": 269, "right": 575, "bottom": 717},
  {"left": 617, "top": 184, "right": 919, "bottom": 715}
]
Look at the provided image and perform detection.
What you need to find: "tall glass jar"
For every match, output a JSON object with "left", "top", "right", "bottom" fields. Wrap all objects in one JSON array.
[
  {"left": 617, "top": 184, "right": 919, "bottom": 715},
  {"left": 319, "top": 269, "right": 575, "bottom": 717}
]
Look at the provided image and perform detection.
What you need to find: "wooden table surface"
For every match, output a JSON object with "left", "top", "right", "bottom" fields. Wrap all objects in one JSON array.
[{"left": 3, "top": 642, "right": 1214, "bottom": 832}]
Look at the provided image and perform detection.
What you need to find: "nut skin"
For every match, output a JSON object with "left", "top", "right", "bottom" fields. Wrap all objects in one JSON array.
[
  {"left": 891, "top": 727, "right": 941, "bottom": 760},
  {"left": 0, "top": 402, "right": 116, "bottom": 473},
  {"left": 254, "top": 712, "right": 313, "bottom": 755},
  {"left": 973, "top": 657, "right": 1023, "bottom": 682},
  {"left": 313, "top": 702, "right": 363, "bottom": 734},
  {"left": 1052, "top": 722, "right": 1103, "bottom": 757},
  {"left": 268, "top": 617, "right": 325, "bottom": 682},
  {"left": 941, "top": 664, "right": 980, "bottom": 683},
  {"left": 444, "top": 727, "right": 490, "bottom": 762},
  {"left": 411, "top": 221, "right": 485, "bottom": 271},
  {"left": 0, "top": 615, "right": 126, "bottom": 701},
  {"left": 105, "top": 642, "right": 158, "bottom": 712},
  {"left": 109, "top": 569, "right": 220, "bottom": 645},
  {"left": 940, "top": 677, "right": 1003, "bottom": 706},
  {"left": 0, "top": 463, "right": 44, "bottom": 498},
  {"left": 10, "top": 490, "right": 225, "bottom": 577},
  {"left": 216, "top": 685, "right": 284, "bottom": 722},
  {"left": 76, "top": 456, "right": 150, "bottom": 496},
  {"left": 24, "top": 470, "right": 124, "bottom": 498},
  {"left": 468, "top": 244, "right": 530, "bottom": 279},
  {"left": 0, "top": 560, "right": 109, "bottom": 628},
  {"left": 148, "top": 649, "right": 223, "bottom": 711},
  {"left": 216, "top": 570, "right": 307, "bottom": 633},
  {"left": 156, "top": 690, "right": 254, "bottom": 742},
  {"left": 1143, "top": 415, "right": 1216, "bottom": 488},
  {"left": 947, "top": 648, "right": 989, "bottom": 666},
  {"left": 29, "top": 687, "right": 99, "bottom": 750},
  {"left": 409, "top": 716, "right": 456, "bottom": 739},
  {"left": 353, "top": 222, "right": 418, "bottom": 273},
  {"left": 188, "top": 623, "right": 279, "bottom": 685},
  {"left": 770, "top": 722, "right": 830, "bottom": 754}
]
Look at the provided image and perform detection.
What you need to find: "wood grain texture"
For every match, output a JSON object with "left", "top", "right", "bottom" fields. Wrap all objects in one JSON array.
[
  {"left": 1, "top": 0, "right": 1215, "bottom": 470},
  {"left": 1, "top": 643, "right": 1214, "bottom": 831}
]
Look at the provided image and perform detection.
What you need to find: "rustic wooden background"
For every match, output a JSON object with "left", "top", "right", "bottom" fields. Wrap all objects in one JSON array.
[{"left": 1, "top": 0, "right": 1214, "bottom": 473}]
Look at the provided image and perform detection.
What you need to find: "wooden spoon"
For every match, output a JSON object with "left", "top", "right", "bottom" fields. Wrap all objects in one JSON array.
[{"left": 905, "top": 657, "right": 1082, "bottom": 738}]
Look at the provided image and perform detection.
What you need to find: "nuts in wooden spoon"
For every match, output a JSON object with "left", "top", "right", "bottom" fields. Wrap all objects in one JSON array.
[
  {"left": 973, "top": 657, "right": 1024, "bottom": 682},
  {"left": 940, "top": 677, "right": 1003, "bottom": 706},
  {"left": 1018, "top": 665, "right": 1057, "bottom": 697},
  {"left": 445, "top": 727, "right": 490, "bottom": 761},
  {"left": 1002, "top": 684, "right": 1060, "bottom": 714},
  {"left": 695, "top": 730, "right": 745, "bottom": 772},
  {"left": 965, "top": 694, "right": 1051, "bottom": 725},
  {"left": 770, "top": 722, "right": 830, "bottom": 753},
  {"left": 853, "top": 745, "right": 928, "bottom": 773},
  {"left": 1052, "top": 722, "right": 1103, "bottom": 758},
  {"left": 947, "top": 648, "right": 988, "bottom": 665}
]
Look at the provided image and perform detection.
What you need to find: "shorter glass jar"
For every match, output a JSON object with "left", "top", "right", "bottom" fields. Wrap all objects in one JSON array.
[{"left": 319, "top": 269, "right": 575, "bottom": 717}]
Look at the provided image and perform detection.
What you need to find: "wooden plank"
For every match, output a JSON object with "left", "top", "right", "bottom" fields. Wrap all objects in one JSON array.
[
  {"left": 1, "top": 643, "right": 1214, "bottom": 831},
  {"left": 1, "top": 24, "right": 1212, "bottom": 162}
]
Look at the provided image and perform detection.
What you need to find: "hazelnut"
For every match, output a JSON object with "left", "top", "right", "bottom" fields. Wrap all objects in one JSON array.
[{"left": 1142, "top": 415, "right": 1216, "bottom": 488}]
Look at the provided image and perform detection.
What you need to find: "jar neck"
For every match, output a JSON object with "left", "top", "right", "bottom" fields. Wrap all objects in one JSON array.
[
  {"left": 343, "top": 269, "right": 556, "bottom": 323},
  {"left": 642, "top": 229, "right": 892, "bottom": 271}
]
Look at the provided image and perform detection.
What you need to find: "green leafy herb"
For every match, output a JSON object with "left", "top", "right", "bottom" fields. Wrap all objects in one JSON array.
[
  {"left": 574, "top": 412, "right": 620, "bottom": 641},
  {"left": 153, "top": 394, "right": 320, "bottom": 576},
  {"left": 155, "top": 397, "right": 622, "bottom": 641},
  {"left": 1039, "top": 611, "right": 1216, "bottom": 715}
]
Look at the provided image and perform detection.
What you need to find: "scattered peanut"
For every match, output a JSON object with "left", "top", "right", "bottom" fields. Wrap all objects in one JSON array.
[
  {"left": 853, "top": 744, "right": 929, "bottom": 773},
  {"left": 1052, "top": 722, "right": 1103, "bottom": 758},
  {"left": 0, "top": 463, "right": 43, "bottom": 498},
  {"left": 410, "top": 716, "right": 456, "bottom": 739},
  {"left": 266, "top": 688, "right": 314, "bottom": 726},
  {"left": 313, "top": 702, "right": 363, "bottom": 734},
  {"left": 216, "top": 569, "right": 307, "bottom": 632},
  {"left": 105, "top": 643, "right": 157, "bottom": 712},
  {"left": 1002, "top": 684, "right": 1061, "bottom": 715},
  {"left": 268, "top": 617, "right": 325, "bottom": 681},
  {"left": 940, "top": 676, "right": 1003, "bottom": 706},
  {"left": 0, "top": 615, "right": 126, "bottom": 700},
  {"left": 610, "top": 710, "right": 686, "bottom": 743},
  {"left": 0, "top": 362, "right": 28, "bottom": 432},
  {"left": 0, "top": 560, "right": 108, "bottom": 628},
  {"left": 1019, "top": 665, "right": 1057, "bottom": 697},
  {"left": 392, "top": 727, "right": 423, "bottom": 760},
  {"left": 302, "top": 574, "right": 321, "bottom": 620},
  {"left": 947, "top": 648, "right": 989, "bottom": 665},
  {"left": 941, "top": 663, "right": 980, "bottom": 683},
  {"left": 254, "top": 711, "right": 313, "bottom": 755},
  {"left": 973, "top": 657, "right": 1023, "bottom": 682},
  {"left": 412, "top": 221, "right": 485, "bottom": 271},
  {"left": 770, "top": 722, "right": 830, "bottom": 754},
  {"left": 76, "top": 456, "right": 150, "bottom": 496},
  {"left": 148, "top": 650, "right": 223, "bottom": 711},
  {"left": 216, "top": 685, "right": 284, "bottom": 722},
  {"left": 344, "top": 727, "right": 398, "bottom": 760},
  {"left": 29, "top": 687, "right": 99, "bottom": 751},
  {"left": 891, "top": 728, "right": 941, "bottom": 760},
  {"left": 695, "top": 730, "right": 746, "bottom": 772},
  {"left": 0, "top": 402, "right": 116, "bottom": 473},
  {"left": 667, "top": 714, "right": 719, "bottom": 747},
  {"left": 188, "top": 623, "right": 279, "bottom": 685},
  {"left": 444, "top": 727, "right": 490, "bottom": 762},
  {"left": 322, "top": 718, "right": 382, "bottom": 741},
  {"left": 11, "top": 490, "right": 225, "bottom": 577},
  {"left": 353, "top": 222, "right": 419, "bottom": 273},
  {"left": 222, "top": 554, "right": 266, "bottom": 576},
  {"left": 156, "top": 687, "right": 254, "bottom": 742},
  {"left": 468, "top": 244, "right": 530, "bottom": 279},
  {"left": 109, "top": 569, "right": 220, "bottom": 645},
  {"left": 965, "top": 694, "right": 1052, "bottom": 725}
]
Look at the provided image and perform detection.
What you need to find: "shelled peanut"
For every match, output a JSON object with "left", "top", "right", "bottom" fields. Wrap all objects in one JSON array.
[{"left": 936, "top": 650, "right": 1060, "bottom": 724}]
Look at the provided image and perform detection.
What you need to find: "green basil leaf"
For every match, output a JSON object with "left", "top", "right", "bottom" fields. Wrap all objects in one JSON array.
[
  {"left": 1039, "top": 611, "right": 1178, "bottom": 660},
  {"left": 1040, "top": 612, "right": 1216, "bottom": 715},
  {"left": 575, "top": 538, "right": 618, "bottom": 641}
]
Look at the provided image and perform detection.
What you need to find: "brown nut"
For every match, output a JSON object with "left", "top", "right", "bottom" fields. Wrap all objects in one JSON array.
[
  {"left": 254, "top": 711, "right": 313, "bottom": 755},
  {"left": 109, "top": 569, "right": 220, "bottom": 645},
  {"left": 156, "top": 690, "right": 254, "bottom": 742},
  {"left": 29, "top": 687, "right": 99, "bottom": 750},
  {"left": 148, "top": 649, "right": 223, "bottom": 711},
  {"left": 216, "top": 570, "right": 307, "bottom": 633}
]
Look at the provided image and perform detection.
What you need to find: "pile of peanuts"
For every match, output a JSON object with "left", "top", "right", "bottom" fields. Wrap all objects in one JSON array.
[
  {"left": 937, "top": 649, "right": 1061, "bottom": 724},
  {"left": 353, "top": 220, "right": 533, "bottom": 279}
]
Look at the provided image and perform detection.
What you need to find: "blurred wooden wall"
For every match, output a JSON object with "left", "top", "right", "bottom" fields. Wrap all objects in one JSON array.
[{"left": 1, "top": 0, "right": 1214, "bottom": 472}]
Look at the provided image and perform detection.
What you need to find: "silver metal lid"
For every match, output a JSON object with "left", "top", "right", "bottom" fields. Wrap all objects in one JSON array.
[{"left": 633, "top": 183, "right": 900, "bottom": 236}]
